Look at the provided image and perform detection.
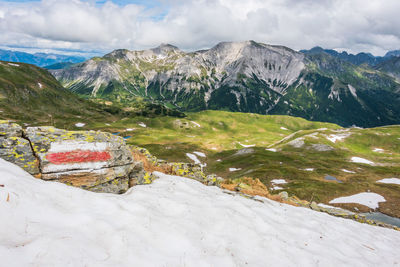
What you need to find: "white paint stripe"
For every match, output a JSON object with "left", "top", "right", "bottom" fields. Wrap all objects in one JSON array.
[
  {"left": 42, "top": 161, "right": 109, "bottom": 173},
  {"left": 48, "top": 141, "right": 108, "bottom": 153}
]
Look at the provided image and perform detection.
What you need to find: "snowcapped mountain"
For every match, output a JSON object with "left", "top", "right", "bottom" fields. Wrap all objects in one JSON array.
[
  {"left": 1, "top": 158, "right": 400, "bottom": 266},
  {"left": 52, "top": 41, "right": 400, "bottom": 127}
]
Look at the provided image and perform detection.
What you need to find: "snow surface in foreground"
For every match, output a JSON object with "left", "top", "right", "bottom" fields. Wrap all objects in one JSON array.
[
  {"left": 0, "top": 159, "right": 400, "bottom": 267},
  {"left": 329, "top": 192, "right": 386, "bottom": 209},
  {"left": 377, "top": 178, "right": 400, "bottom": 185}
]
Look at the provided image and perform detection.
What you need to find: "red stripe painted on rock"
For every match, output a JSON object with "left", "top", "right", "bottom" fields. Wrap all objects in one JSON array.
[{"left": 46, "top": 150, "right": 111, "bottom": 164}]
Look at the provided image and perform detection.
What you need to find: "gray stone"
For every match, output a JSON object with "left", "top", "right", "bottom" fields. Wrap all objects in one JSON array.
[
  {"left": 0, "top": 121, "right": 40, "bottom": 175},
  {"left": 310, "top": 144, "right": 334, "bottom": 152}
]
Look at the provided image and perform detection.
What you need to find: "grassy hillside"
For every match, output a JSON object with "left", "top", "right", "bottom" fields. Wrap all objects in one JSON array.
[
  {"left": 78, "top": 110, "right": 400, "bottom": 218},
  {"left": 0, "top": 61, "right": 132, "bottom": 128}
]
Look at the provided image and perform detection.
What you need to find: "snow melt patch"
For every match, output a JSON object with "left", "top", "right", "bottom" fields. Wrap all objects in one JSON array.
[
  {"left": 350, "top": 157, "right": 374, "bottom": 165},
  {"left": 238, "top": 142, "right": 255, "bottom": 148},
  {"left": 271, "top": 186, "right": 283, "bottom": 190},
  {"left": 75, "top": 122, "right": 85, "bottom": 127},
  {"left": 266, "top": 148, "right": 277, "bottom": 152},
  {"left": 303, "top": 168, "right": 314, "bottom": 171},
  {"left": 138, "top": 122, "right": 147, "bottom": 128},
  {"left": 126, "top": 128, "right": 135, "bottom": 131},
  {"left": 377, "top": 178, "right": 400, "bottom": 185},
  {"left": 329, "top": 193, "right": 386, "bottom": 209},
  {"left": 190, "top": 121, "right": 201, "bottom": 127},
  {"left": 342, "top": 169, "right": 356, "bottom": 174},
  {"left": 7, "top": 63, "right": 19, "bottom": 67},
  {"left": 326, "top": 133, "right": 351, "bottom": 143},
  {"left": 193, "top": 151, "right": 206, "bottom": 158},
  {"left": 373, "top": 148, "right": 384, "bottom": 153},
  {"left": 229, "top": 168, "right": 241, "bottom": 172},
  {"left": 271, "top": 179, "right": 287, "bottom": 185},
  {"left": 280, "top": 127, "right": 288, "bottom": 130},
  {"left": 37, "top": 82, "right": 43, "bottom": 88},
  {"left": 186, "top": 153, "right": 201, "bottom": 165},
  {"left": 0, "top": 159, "right": 400, "bottom": 266}
]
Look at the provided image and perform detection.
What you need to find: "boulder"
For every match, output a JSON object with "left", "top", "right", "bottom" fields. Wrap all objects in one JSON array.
[
  {"left": 24, "top": 126, "right": 136, "bottom": 193},
  {"left": 0, "top": 121, "right": 39, "bottom": 175}
]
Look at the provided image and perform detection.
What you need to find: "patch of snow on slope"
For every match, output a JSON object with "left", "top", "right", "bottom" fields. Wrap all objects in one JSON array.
[
  {"left": 37, "top": 82, "right": 43, "bottom": 88},
  {"left": 280, "top": 127, "right": 288, "bottom": 130},
  {"left": 266, "top": 148, "right": 277, "bottom": 152},
  {"left": 271, "top": 186, "right": 283, "bottom": 190},
  {"left": 271, "top": 179, "right": 287, "bottom": 184},
  {"left": 342, "top": 169, "right": 356, "bottom": 174},
  {"left": 193, "top": 151, "right": 206, "bottom": 158},
  {"left": 326, "top": 133, "right": 351, "bottom": 143},
  {"left": 186, "top": 153, "right": 201, "bottom": 164},
  {"left": 377, "top": 178, "right": 400, "bottom": 185},
  {"left": 329, "top": 192, "right": 386, "bottom": 209},
  {"left": 348, "top": 84, "right": 358, "bottom": 98},
  {"left": 303, "top": 168, "right": 314, "bottom": 171},
  {"left": 351, "top": 157, "right": 374, "bottom": 165},
  {"left": 229, "top": 168, "right": 241, "bottom": 172},
  {"left": 75, "top": 123, "right": 85, "bottom": 127},
  {"left": 190, "top": 121, "right": 201, "bottom": 127},
  {"left": 373, "top": 148, "right": 384, "bottom": 153},
  {"left": 238, "top": 142, "right": 255, "bottom": 148},
  {"left": 126, "top": 128, "right": 135, "bottom": 131},
  {"left": 0, "top": 159, "right": 400, "bottom": 266},
  {"left": 7, "top": 63, "right": 19, "bottom": 67},
  {"left": 138, "top": 122, "right": 147, "bottom": 128}
]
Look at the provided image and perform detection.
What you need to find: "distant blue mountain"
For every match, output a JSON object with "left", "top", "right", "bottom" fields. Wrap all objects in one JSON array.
[
  {"left": 0, "top": 49, "right": 86, "bottom": 67},
  {"left": 301, "top": 47, "right": 400, "bottom": 66}
]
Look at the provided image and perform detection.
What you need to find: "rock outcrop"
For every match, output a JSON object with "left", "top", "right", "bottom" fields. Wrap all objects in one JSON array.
[
  {"left": 0, "top": 121, "right": 40, "bottom": 175},
  {"left": 0, "top": 121, "right": 144, "bottom": 194}
]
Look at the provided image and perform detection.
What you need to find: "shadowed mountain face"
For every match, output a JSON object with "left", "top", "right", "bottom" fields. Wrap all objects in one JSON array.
[{"left": 51, "top": 41, "right": 400, "bottom": 127}]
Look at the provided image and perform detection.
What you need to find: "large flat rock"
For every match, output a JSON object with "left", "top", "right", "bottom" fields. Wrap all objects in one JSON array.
[{"left": 24, "top": 126, "right": 135, "bottom": 193}]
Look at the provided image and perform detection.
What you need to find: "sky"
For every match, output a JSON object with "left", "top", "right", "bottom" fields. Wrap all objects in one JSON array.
[{"left": 0, "top": 0, "right": 399, "bottom": 57}]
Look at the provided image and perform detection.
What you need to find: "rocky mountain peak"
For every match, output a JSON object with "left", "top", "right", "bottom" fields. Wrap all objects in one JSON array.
[{"left": 151, "top": 43, "right": 180, "bottom": 54}]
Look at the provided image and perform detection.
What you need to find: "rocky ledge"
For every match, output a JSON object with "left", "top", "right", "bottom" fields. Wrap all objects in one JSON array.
[{"left": 0, "top": 121, "right": 144, "bottom": 193}]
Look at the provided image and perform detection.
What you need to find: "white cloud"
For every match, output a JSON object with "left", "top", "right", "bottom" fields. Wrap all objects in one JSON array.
[{"left": 0, "top": 0, "right": 399, "bottom": 56}]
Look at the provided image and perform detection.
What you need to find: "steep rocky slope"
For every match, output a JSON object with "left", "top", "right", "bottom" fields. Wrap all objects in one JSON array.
[
  {"left": 376, "top": 56, "right": 400, "bottom": 81},
  {"left": 52, "top": 41, "right": 400, "bottom": 127}
]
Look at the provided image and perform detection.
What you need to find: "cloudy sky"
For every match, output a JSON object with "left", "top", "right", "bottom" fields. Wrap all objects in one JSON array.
[{"left": 0, "top": 0, "right": 399, "bottom": 57}]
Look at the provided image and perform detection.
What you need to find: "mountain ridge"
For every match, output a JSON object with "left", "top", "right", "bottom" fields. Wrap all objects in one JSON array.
[{"left": 51, "top": 41, "right": 400, "bottom": 127}]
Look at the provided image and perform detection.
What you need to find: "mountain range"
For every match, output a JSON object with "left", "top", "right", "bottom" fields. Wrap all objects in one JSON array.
[
  {"left": 51, "top": 41, "right": 400, "bottom": 127},
  {"left": 301, "top": 47, "right": 400, "bottom": 66},
  {"left": 0, "top": 49, "right": 86, "bottom": 67}
]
